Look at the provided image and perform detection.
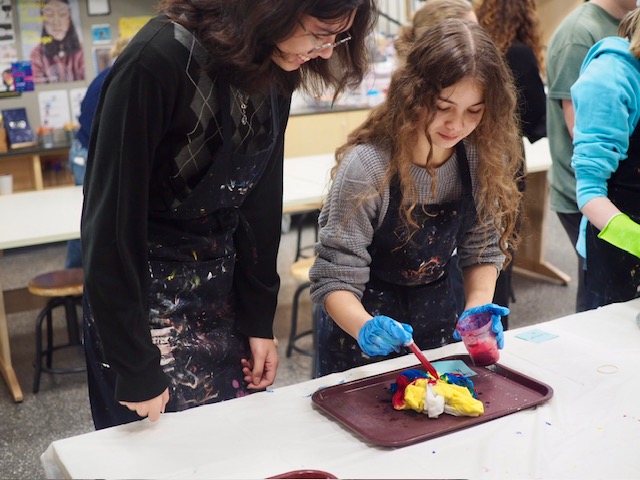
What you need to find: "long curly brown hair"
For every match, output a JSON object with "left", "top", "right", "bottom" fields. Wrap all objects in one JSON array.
[
  {"left": 335, "top": 19, "right": 523, "bottom": 262},
  {"left": 156, "top": 0, "right": 377, "bottom": 96},
  {"left": 475, "top": 0, "right": 544, "bottom": 75}
]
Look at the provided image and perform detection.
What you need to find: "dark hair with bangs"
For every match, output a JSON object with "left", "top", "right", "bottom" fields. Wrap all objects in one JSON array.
[
  {"left": 156, "top": 0, "right": 377, "bottom": 96},
  {"left": 336, "top": 19, "right": 523, "bottom": 263}
]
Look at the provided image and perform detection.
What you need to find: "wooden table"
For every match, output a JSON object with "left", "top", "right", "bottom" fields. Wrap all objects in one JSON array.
[
  {"left": 0, "top": 186, "right": 84, "bottom": 402},
  {"left": 516, "top": 138, "right": 571, "bottom": 285}
]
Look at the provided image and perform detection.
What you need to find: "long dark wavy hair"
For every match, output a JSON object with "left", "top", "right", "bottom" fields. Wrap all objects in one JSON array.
[
  {"left": 475, "top": 0, "right": 545, "bottom": 76},
  {"left": 40, "top": 0, "right": 82, "bottom": 59},
  {"left": 336, "top": 19, "right": 522, "bottom": 262},
  {"left": 156, "top": 0, "right": 378, "bottom": 96}
]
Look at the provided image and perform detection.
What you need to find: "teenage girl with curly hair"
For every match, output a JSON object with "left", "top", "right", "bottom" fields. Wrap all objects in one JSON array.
[{"left": 310, "top": 19, "right": 523, "bottom": 376}]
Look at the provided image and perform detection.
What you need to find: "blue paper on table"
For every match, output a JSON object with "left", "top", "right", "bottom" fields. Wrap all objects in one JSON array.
[
  {"left": 515, "top": 328, "right": 559, "bottom": 344},
  {"left": 2, "top": 108, "right": 36, "bottom": 149},
  {"left": 432, "top": 359, "right": 477, "bottom": 377}
]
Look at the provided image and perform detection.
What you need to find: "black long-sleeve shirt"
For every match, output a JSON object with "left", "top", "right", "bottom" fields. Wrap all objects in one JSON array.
[{"left": 81, "top": 16, "right": 291, "bottom": 401}]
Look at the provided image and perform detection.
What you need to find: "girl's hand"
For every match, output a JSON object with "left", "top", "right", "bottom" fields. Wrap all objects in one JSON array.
[
  {"left": 241, "top": 337, "right": 279, "bottom": 389},
  {"left": 357, "top": 316, "right": 413, "bottom": 356},
  {"left": 119, "top": 387, "right": 169, "bottom": 422}
]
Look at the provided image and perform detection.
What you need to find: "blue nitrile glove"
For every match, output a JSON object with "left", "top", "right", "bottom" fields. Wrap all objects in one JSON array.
[
  {"left": 357, "top": 315, "right": 414, "bottom": 357},
  {"left": 453, "top": 303, "right": 509, "bottom": 349}
]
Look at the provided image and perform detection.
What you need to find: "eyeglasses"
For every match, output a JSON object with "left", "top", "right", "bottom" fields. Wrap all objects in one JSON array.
[{"left": 300, "top": 22, "right": 352, "bottom": 55}]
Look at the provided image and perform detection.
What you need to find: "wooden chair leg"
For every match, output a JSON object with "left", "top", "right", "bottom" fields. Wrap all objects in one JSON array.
[{"left": 286, "top": 281, "right": 312, "bottom": 357}]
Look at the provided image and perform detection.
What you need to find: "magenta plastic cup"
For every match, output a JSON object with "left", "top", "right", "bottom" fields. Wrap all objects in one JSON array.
[{"left": 456, "top": 312, "right": 500, "bottom": 366}]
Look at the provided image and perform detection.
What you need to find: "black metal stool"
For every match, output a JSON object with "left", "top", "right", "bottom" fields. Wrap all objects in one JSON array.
[{"left": 28, "top": 268, "right": 86, "bottom": 393}]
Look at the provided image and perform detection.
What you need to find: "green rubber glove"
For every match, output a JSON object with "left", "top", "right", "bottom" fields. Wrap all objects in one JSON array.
[{"left": 597, "top": 213, "right": 640, "bottom": 258}]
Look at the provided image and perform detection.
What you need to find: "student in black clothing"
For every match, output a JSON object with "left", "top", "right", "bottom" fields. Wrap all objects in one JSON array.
[
  {"left": 475, "top": 0, "right": 548, "bottom": 325},
  {"left": 81, "top": 0, "right": 377, "bottom": 429},
  {"left": 476, "top": 0, "right": 547, "bottom": 144}
]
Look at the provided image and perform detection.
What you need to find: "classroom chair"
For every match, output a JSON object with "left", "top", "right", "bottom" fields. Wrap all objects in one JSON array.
[{"left": 28, "top": 268, "right": 86, "bottom": 393}]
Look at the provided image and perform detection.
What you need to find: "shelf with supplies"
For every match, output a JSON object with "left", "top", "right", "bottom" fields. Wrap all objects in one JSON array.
[{"left": 0, "top": 142, "right": 73, "bottom": 192}]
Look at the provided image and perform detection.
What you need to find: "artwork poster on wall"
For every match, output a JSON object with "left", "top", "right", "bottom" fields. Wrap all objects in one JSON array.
[
  {"left": 0, "top": 0, "right": 16, "bottom": 44},
  {"left": 18, "top": 0, "right": 85, "bottom": 84},
  {"left": 0, "top": 1, "right": 18, "bottom": 97},
  {"left": 91, "top": 23, "right": 111, "bottom": 44},
  {"left": 0, "top": 44, "right": 18, "bottom": 97},
  {"left": 38, "top": 89, "right": 71, "bottom": 130},
  {"left": 69, "top": 86, "right": 86, "bottom": 124},
  {"left": 11, "top": 60, "right": 33, "bottom": 92}
]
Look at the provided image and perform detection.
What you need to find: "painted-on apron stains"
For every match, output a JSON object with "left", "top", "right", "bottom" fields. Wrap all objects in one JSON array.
[
  {"left": 584, "top": 123, "right": 640, "bottom": 309},
  {"left": 84, "top": 82, "right": 280, "bottom": 425},
  {"left": 317, "top": 142, "right": 477, "bottom": 376}
]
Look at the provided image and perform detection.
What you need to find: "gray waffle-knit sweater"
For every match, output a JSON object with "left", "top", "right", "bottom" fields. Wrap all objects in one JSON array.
[{"left": 309, "top": 139, "right": 505, "bottom": 304}]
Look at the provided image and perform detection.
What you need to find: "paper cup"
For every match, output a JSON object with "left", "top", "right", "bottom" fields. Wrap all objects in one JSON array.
[{"left": 456, "top": 312, "right": 500, "bottom": 366}]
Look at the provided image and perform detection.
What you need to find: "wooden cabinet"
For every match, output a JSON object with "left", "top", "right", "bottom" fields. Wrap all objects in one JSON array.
[
  {"left": 284, "top": 108, "right": 370, "bottom": 158},
  {"left": 0, "top": 144, "right": 72, "bottom": 192}
]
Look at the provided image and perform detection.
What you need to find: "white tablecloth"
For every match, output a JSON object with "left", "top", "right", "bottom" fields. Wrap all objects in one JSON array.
[{"left": 41, "top": 299, "right": 640, "bottom": 479}]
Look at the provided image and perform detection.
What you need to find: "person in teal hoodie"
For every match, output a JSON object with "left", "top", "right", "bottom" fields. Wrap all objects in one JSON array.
[{"left": 571, "top": 8, "right": 640, "bottom": 310}]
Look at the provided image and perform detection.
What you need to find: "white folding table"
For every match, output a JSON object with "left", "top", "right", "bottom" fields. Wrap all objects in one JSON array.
[{"left": 41, "top": 298, "right": 640, "bottom": 479}]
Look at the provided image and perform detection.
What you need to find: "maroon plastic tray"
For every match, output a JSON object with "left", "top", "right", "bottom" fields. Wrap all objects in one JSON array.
[{"left": 311, "top": 354, "right": 553, "bottom": 447}]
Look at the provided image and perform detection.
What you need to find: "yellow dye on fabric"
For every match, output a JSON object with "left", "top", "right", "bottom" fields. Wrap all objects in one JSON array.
[
  {"left": 402, "top": 379, "right": 428, "bottom": 411},
  {"left": 396, "top": 378, "right": 484, "bottom": 417},
  {"left": 432, "top": 381, "right": 484, "bottom": 416}
]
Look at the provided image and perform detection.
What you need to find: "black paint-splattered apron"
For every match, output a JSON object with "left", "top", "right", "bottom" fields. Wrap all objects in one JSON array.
[
  {"left": 317, "top": 142, "right": 477, "bottom": 376},
  {"left": 84, "top": 84, "right": 279, "bottom": 427},
  {"left": 584, "top": 124, "right": 640, "bottom": 309}
]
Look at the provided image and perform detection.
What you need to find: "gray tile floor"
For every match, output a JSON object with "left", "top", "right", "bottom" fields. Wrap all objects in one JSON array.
[{"left": 0, "top": 207, "right": 577, "bottom": 479}]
